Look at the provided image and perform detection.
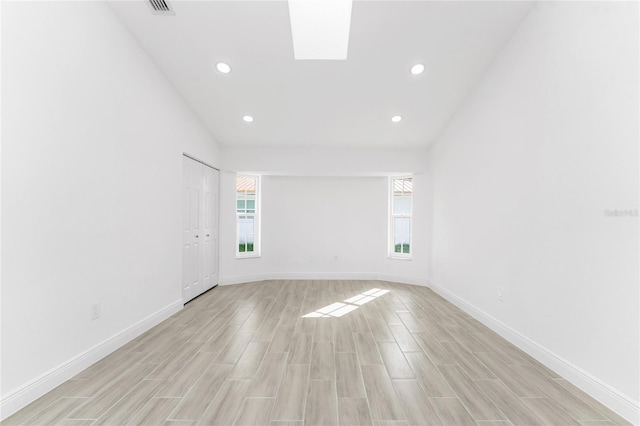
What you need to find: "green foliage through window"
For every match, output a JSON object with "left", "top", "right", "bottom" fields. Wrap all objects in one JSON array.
[
  {"left": 238, "top": 243, "right": 255, "bottom": 253},
  {"left": 394, "top": 244, "right": 410, "bottom": 254}
]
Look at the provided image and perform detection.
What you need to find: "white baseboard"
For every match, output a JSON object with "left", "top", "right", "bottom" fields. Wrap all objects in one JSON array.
[
  {"left": 220, "top": 273, "right": 277, "bottom": 285},
  {"left": 377, "top": 274, "right": 429, "bottom": 287},
  {"left": 428, "top": 281, "right": 639, "bottom": 424},
  {"left": 220, "top": 272, "right": 428, "bottom": 287},
  {"left": 0, "top": 299, "right": 183, "bottom": 421}
]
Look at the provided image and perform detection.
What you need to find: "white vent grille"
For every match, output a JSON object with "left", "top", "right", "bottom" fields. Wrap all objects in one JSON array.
[{"left": 148, "top": 0, "right": 174, "bottom": 15}]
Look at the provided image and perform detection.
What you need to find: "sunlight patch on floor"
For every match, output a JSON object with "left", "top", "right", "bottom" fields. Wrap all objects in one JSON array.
[{"left": 302, "top": 288, "right": 391, "bottom": 318}]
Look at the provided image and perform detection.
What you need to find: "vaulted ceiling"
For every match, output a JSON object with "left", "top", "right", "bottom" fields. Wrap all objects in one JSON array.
[{"left": 109, "top": 1, "right": 534, "bottom": 148}]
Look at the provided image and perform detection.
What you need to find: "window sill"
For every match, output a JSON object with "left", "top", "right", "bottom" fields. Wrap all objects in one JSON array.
[
  {"left": 236, "top": 254, "right": 261, "bottom": 259},
  {"left": 388, "top": 255, "right": 412, "bottom": 261}
]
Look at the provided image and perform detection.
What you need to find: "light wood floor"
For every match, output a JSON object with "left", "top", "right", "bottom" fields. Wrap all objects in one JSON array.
[{"left": 3, "top": 280, "right": 630, "bottom": 426}]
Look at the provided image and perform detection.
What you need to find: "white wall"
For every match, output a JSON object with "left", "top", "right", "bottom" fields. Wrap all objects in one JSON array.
[
  {"left": 219, "top": 174, "right": 428, "bottom": 286},
  {"left": 223, "top": 146, "right": 429, "bottom": 176},
  {"left": 220, "top": 146, "right": 430, "bottom": 286},
  {"left": 427, "top": 1, "right": 638, "bottom": 421},
  {"left": 1, "top": 1, "right": 220, "bottom": 418}
]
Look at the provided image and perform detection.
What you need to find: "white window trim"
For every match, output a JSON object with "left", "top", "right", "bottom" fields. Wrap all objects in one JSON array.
[
  {"left": 236, "top": 174, "right": 261, "bottom": 259},
  {"left": 389, "top": 175, "right": 413, "bottom": 260}
]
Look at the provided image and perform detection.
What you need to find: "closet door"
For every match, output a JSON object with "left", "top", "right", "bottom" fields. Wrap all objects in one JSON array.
[
  {"left": 182, "top": 156, "right": 202, "bottom": 302},
  {"left": 202, "top": 166, "right": 219, "bottom": 291},
  {"left": 182, "top": 155, "right": 219, "bottom": 303}
]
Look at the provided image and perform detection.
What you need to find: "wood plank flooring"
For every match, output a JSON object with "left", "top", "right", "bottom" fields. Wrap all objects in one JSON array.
[{"left": 2, "top": 280, "right": 630, "bottom": 426}]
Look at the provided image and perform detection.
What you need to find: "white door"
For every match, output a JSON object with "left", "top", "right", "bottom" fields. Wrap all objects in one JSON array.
[
  {"left": 182, "top": 156, "right": 202, "bottom": 302},
  {"left": 182, "top": 155, "right": 219, "bottom": 303},
  {"left": 202, "top": 166, "right": 219, "bottom": 290}
]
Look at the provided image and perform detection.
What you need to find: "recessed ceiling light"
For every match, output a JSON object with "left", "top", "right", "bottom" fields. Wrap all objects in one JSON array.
[
  {"left": 410, "top": 64, "right": 425, "bottom": 75},
  {"left": 216, "top": 62, "right": 231, "bottom": 74},
  {"left": 243, "top": 115, "right": 254, "bottom": 123},
  {"left": 391, "top": 115, "right": 402, "bottom": 123}
]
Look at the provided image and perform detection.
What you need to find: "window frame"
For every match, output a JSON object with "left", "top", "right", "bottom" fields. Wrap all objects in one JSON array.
[
  {"left": 236, "top": 174, "right": 261, "bottom": 259},
  {"left": 389, "top": 175, "right": 413, "bottom": 260}
]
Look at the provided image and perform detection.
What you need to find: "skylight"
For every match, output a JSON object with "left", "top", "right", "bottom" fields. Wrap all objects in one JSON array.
[{"left": 288, "top": 0, "right": 353, "bottom": 60}]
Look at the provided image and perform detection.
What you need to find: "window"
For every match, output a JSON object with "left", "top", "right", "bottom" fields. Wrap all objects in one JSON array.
[
  {"left": 236, "top": 175, "right": 260, "bottom": 257},
  {"left": 390, "top": 176, "right": 412, "bottom": 258}
]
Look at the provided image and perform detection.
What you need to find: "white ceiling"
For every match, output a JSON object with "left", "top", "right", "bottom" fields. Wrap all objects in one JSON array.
[{"left": 109, "top": 0, "right": 534, "bottom": 148}]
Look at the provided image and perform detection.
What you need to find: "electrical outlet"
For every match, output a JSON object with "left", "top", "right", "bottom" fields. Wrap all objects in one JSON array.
[
  {"left": 91, "top": 303, "right": 101, "bottom": 320},
  {"left": 497, "top": 288, "right": 504, "bottom": 302}
]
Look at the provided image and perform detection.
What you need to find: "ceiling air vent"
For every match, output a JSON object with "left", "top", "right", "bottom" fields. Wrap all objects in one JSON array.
[{"left": 148, "top": 0, "right": 175, "bottom": 15}]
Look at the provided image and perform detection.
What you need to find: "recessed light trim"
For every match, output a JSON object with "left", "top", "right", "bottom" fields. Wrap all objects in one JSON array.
[
  {"left": 410, "top": 64, "right": 425, "bottom": 75},
  {"left": 243, "top": 115, "right": 254, "bottom": 123},
  {"left": 391, "top": 115, "right": 402, "bottom": 123},
  {"left": 216, "top": 62, "right": 231, "bottom": 74}
]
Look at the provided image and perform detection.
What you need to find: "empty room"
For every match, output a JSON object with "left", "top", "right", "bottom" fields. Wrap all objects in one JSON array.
[{"left": 1, "top": 0, "right": 638, "bottom": 425}]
